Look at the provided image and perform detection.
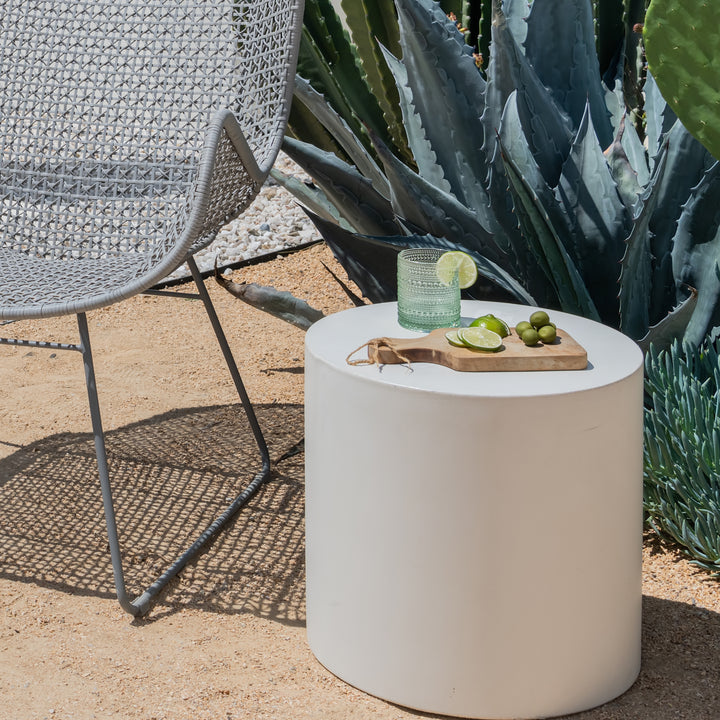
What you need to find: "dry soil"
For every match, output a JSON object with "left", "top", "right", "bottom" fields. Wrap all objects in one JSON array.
[{"left": 1, "top": 243, "right": 719, "bottom": 720}]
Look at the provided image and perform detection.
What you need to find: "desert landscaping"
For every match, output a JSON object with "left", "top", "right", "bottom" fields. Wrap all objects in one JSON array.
[{"left": 1, "top": 242, "right": 720, "bottom": 719}]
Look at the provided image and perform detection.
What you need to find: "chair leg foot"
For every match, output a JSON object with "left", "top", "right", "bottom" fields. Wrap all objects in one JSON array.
[{"left": 77, "top": 312, "right": 139, "bottom": 615}]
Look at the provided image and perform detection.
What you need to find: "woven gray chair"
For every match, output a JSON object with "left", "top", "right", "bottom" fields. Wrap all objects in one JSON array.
[{"left": 0, "top": 0, "right": 304, "bottom": 616}]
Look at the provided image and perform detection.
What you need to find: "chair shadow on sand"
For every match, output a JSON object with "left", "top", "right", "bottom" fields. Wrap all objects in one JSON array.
[
  {"left": 0, "top": 403, "right": 306, "bottom": 625},
  {"left": 3, "top": 403, "right": 720, "bottom": 717}
]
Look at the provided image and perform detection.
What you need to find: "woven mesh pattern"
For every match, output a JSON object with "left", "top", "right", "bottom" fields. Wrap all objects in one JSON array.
[
  {"left": 189, "top": 129, "right": 258, "bottom": 258},
  {"left": 0, "top": 0, "right": 302, "bottom": 319}
]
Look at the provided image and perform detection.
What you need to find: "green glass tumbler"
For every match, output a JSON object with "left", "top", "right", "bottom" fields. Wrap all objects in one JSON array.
[{"left": 397, "top": 248, "right": 460, "bottom": 332}]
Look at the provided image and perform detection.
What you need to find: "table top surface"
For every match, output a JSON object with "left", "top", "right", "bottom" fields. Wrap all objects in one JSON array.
[{"left": 305, "top": 301, "right": 644, "bottom": 398}]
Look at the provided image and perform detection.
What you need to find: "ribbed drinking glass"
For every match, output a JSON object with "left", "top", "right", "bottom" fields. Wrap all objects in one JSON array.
[{"left": 397, "top": 248, "right": 460, "bottom": 332}]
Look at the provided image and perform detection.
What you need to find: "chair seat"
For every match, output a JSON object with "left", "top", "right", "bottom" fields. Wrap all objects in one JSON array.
[{"left": 0, "top": 248, "right": 157, "bottom": 320}]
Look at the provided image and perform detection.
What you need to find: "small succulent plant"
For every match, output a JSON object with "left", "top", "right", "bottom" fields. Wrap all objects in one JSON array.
[{"left": 644, "top": 339, "right": 720, "bottom": 574}]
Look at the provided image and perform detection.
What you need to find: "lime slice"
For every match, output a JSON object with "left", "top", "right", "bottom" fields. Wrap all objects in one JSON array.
[
  {"left": 458, "top": 326, "right": 503, "bottom": 352},
  {"left": 445, "top": 329, "right": 466, "bottom": 347},
  {"left": 436, "top": 251, "right": 478, "bottom": 289}
]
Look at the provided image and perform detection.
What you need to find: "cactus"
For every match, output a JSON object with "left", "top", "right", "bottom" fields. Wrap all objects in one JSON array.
[{"left": 644, "top": 0, "right": 720, "bottom": 161}]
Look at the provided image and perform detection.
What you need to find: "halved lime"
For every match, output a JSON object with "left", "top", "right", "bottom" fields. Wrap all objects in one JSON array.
[
  {"left": 458, "top": 326, "right": 503, "bottom": 352},
  {"left": 436, "top": 251, "right": 478, "bottom": 289},
  {"left": 445, "top": 329, "right": 466, "bottom": 347},
  {"left": 469, "top": 314, "right": 510, "bottom": 338}
]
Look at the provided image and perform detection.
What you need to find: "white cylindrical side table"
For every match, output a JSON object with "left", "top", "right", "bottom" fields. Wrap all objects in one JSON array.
[{"left": 304, "top": 301, "right": 644, "bottom": 720}]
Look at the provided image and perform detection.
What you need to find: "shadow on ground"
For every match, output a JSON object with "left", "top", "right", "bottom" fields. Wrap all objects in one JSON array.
[
  {"left": 0, "top": 403, "right": 306, "bottom": 625},
  {"left": 556, "top": 594, "right": 720, "bottom": 720},
  {"left": 3, "top": 403, "right": 720, "bottom": 718}
]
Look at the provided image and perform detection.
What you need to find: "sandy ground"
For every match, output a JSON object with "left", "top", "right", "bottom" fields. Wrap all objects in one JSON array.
[{"left": 1, "top": 243, "right": 720, "bottom": 720}]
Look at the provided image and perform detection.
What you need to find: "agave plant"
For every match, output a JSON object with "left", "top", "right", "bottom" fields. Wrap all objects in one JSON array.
[
  {"left": 644, "top": 340, "right": 720, "bottom": 574},
  {"left": 286, "top": 0, "right": 487, "bottom": 169},
  {"left": 273, "top": 0, "right": 720, "bottom": 348}
]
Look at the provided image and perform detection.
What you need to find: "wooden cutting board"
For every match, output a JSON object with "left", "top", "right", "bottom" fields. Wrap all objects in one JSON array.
[{"left": 366, "top": 327, "right": 588, "bottom": 372}]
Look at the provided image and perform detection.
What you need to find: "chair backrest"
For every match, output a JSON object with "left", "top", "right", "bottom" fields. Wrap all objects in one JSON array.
[{"left": 0, "top": 0, "right": 302, "bottom": 261}]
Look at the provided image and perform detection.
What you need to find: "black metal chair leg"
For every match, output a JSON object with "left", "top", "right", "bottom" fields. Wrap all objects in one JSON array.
[
  {"left": 187, "top": 256, "right": 271, "bottom": 471},
  {"left": 77, "top": 270, "right": 271, "bottom": 615}
]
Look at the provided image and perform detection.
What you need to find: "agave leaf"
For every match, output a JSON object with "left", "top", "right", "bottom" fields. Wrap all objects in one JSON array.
[
  {"left": 671, "top": 162, "right": 720, "bottom": 346},
  {"left": 481, "top": 8, "right": 523, "bottom": 239},
  {"left": 296, "top": 27, "right": 373, "bottom": 151},
  {"left": 293, "top": 76, "right": 391, "bottom": 199},
  {"left": 215, "top": 271, "right": 325, "bottom": 330},
  {"left": 340, "top": 0, "right": 411, "bottom": 164},
  {"left": 270, "top": 168, "right": 355, "bottom": 232},
  {"left": 637, "top": 287, "right": 697, "bottom": 358},
  {"left": 307, "top": 209, "right": 534, "bottom": 304},
  {"left": 498, "top": 92, "right": 552, "bottom": 211},
  {"left": 643, "top": 72, "right": 677, "bottom": 166},
  {"left": 394, "top": 0, "right": 490, "bottom": 210},
  {"left": 498, "top": 91, "right": 576, "bottom": 294},
  {"left": 300, "top": 0, "right": 390, "bottom": 146},
  {"left": 500, "top": 139, "right": 600, "bottom": 319},
  {"left": 620, "top": 116, "right": 650, "bottom": 188},
  {"left": 482, "top": 4, "right": 574, "bottom": 250},
  {"left": 601, "top": 33, "right": 626, "bottom": 139},
  {"left": 525, "top": 0, "right": 614, "bottom": 150},
  {"left": 502, "top": 0, "right": 530, "bottom": 48},
  {"left": 600, "top": 37, "right": 648, "bottom": 184},
  {"left": 287, "top": 97, "right": 344, "bottom": 159},
  {"left": 341, "top": 0, "right": 401, "bottom": 75},
  {"left": 483, "top": 4, "right": 573, "bottom": 189},
  {"left": 369, "top": 131, "right": 513, "bottom": 265},
  {"left": 556, "top": 102, "right": 630, "bottom": 323},
  {"left": 281, "top": 137, "right": 400, "bottom": 237},
  {"left": 619, "top": 143, "right": 669, "bottom": 340},
  {"left": 604, "top": 115, "right": 643, "bottom": 213},
  {"left": 482, "top": 3, "right": 518, "bottom": 140},
  {"left": 378, "top": 43, "right": 452, "bottom": 194},
  {"left": 649, "top": 122, "right": 715, "bottom": 324}
]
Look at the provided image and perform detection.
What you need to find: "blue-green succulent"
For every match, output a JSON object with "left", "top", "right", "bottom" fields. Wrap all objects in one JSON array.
[{"left": 644, "top": 339, "right": 720, "bottom": 573}]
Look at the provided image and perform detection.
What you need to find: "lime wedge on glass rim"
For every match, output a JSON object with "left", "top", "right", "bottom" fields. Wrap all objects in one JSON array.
[
  {"left": 457, "top": 326, "right": 503, "bottom": 352},
  {"left": 436, "top": 251, "right": 478, "bottom": 289}
]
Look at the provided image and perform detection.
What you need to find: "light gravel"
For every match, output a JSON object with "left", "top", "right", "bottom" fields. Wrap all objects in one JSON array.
[{"left": 164, "top": 153, "right": 319, "bottom": 282}]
